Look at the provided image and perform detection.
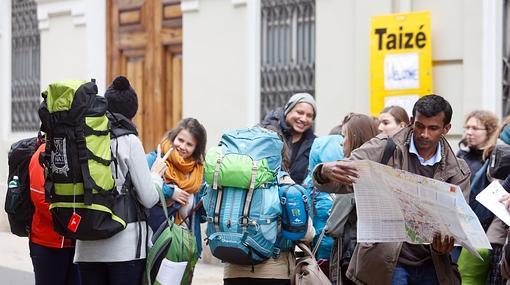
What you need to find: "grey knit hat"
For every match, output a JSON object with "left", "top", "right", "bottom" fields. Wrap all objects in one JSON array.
[{"left": 284, "top": 93, "right": 317, "bottom": 119}]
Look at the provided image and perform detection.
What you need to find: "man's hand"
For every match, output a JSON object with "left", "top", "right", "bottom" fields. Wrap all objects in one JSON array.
[
  {"left": 431, "top": 233, "right": 454, "bottom": 254},
  {"left": 320, "top": 160, "right": 359, "bottom": 185},
  {"left": 499, "top": 193, "right": 510, "bottom": 209},
  {"left": 151, "top": 144, "right": 171, "bottom": 176}
]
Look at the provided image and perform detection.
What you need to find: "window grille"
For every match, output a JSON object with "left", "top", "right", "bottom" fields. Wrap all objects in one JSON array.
[
  {"left": 503, "top": 0, "right": 510, "bottom": 116},
  {"left": 260, "top": 0, "right": 315, "bottom": 120},
  {"left": 11, "top": 0, "right": 40, "bottom": 132}
]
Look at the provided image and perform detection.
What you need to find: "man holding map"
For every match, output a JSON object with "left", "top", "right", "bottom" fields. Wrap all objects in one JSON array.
[{"left": 313, "top": 95, "right": 471, "bottom": 285}]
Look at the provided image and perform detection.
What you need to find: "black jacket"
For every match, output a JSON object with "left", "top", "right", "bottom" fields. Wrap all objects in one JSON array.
[
  {"left": 260, "top": 108, "right": 316, "bottom": 184},
  {"left": 456, "top": 143, "right": 484, "bottom": 181}
]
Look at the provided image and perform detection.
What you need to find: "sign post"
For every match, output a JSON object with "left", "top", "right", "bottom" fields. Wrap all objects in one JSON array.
[{"left": 370, "top": 11, "right": 432, "bottom": 116}]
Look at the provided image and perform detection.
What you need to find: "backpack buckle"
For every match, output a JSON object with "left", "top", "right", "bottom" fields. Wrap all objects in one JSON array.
[
  {"left": 239, "top": 216, "right": 250, "bottom": 227},
  {"left": 273, "top": 247, "right": 281, "bottom": 258},
  {"left": 281, "top": 197, "right": 286, "bottom": 205}
]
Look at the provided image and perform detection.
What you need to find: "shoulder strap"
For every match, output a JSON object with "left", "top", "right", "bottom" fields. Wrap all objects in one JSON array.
[{"left": 381, "top": 137, "right": 396, "bottom": 165}]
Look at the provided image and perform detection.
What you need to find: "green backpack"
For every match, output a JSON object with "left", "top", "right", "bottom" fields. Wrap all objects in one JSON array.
[
  {"left": 145, "top": 191, "right": 198, "bottom": 285},
  {"left": 39, "top": 79, "right": 140, "bottom": 240}
]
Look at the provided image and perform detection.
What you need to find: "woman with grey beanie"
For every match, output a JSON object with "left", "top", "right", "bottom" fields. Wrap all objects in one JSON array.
[{"left": 260, "top": 93, "right": 317, "bottom": 185}]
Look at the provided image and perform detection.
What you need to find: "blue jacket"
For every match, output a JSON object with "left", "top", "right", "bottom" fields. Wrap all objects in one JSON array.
[{"left": 302, "top": 135, "right": 344, "bottom": 260}]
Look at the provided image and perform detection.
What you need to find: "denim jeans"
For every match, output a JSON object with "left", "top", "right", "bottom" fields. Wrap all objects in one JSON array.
[
  {"left": 450, "top": 246, "right": 461, "bottom": 263},
  {"left": 30, "top": 241, "right": 81, "bottom": 285},
  {"left": 391, "top": 263, "right": 438, "bottom": 285},
  {"left": 78, "top": 259, "right": 145, "bottom": 285}
]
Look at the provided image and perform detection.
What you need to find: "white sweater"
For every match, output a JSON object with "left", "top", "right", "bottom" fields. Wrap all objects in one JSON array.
[{"left": 74, "top": 134, "right": 161, "bottom": 262}]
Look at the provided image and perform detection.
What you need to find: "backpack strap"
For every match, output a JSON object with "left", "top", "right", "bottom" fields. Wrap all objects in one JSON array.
[
  {"left": 213, "top": 153, "right": 224, "bottom": 190},
  {"left": 213, "top": 188, "right": 224, "bottom": 233},
  {"left": 123, "top": 172, "right": 147, "bottom": 259},
  {"left": 75, "top": 126, "right": 95, "bottom": 205},
  {"left": 381, "top": 137, "right": 396, "bottom": 165},
  {"left": 240, "top": 161, "right": 259, "bottom": 248},
  {"left": 312, "top": 227, "right": 326, "bottom": 256},
  {"left": 177, "top": 199, "right": 204, "bottom": 226},
  {"left": 241, "top": 161, "right": 259, "bottom": 224}
]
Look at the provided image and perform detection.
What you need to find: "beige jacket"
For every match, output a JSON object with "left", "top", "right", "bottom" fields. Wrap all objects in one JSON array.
[{"left": 313, "top": 127, "right": 471, "bottom": 285}]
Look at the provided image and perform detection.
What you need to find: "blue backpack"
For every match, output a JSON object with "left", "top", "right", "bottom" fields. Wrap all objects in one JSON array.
[
  {"left": 202, "top": 183, "right": 282, "bottom": 265},
  {"left": 278, "top": 180, "right": 309, "bottom": 241},
  {"left": 202, "top": 127, "right": 284, "bottom": 265},
  {"left": 310, "top": 191, "right": 334, "bottom": 260}
]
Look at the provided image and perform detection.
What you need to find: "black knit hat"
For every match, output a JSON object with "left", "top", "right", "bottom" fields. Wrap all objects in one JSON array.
[{"left": 104, "top": 76, "right": 138, "bottom": 119}]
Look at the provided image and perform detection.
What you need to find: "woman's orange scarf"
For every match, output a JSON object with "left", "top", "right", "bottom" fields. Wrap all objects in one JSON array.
[{"left": 160, "top": 140, "right": 203, "bottom": 194}]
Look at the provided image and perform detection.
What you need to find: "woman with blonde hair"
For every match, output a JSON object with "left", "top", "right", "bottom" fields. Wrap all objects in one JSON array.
[{"left": 457, "top": 110, "right": 499, "bottom": 178}]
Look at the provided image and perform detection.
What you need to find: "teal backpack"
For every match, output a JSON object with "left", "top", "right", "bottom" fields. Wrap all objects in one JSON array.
[
  {"left": 203, "top": 182, "right": 282, "bottom": 265},
  {"left": 202, "top": 127, "right": 284, "bottom": 265}
]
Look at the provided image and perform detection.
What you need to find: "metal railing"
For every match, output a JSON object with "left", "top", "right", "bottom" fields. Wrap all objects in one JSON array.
[
  {"left": 260, "top": 0, "right": 315, "bottom": 120},
  {"left": 503, "top": 0, "right": 510, "bottom": 116},
  {"left": 11, "top": 0, "right": 40, "bottom": 132}
]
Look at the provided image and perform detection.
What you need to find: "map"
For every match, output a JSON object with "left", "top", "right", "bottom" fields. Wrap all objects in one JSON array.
[{"left": 351, "top": 160, "right": 491, "bottom": 257}]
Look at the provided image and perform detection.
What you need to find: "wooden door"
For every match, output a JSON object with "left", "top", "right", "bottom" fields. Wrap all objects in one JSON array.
[{"left": 107, "top": 0, "right": 182, "bottom": 151}]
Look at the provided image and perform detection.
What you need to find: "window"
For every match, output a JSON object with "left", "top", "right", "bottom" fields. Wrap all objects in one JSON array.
[
  {"left": 11, "top": 0, "right": 40, "bottom": 132},
  {"left": 260, "top": 0, "right": 315, "bottom": 120}
]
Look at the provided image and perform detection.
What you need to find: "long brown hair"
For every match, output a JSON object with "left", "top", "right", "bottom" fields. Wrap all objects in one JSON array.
[
  {"left": 162, "top": 117, "right": 207, "bottom": 163},
  {"left": 342, "top": 113, "right": 379, "bottom": 157}
]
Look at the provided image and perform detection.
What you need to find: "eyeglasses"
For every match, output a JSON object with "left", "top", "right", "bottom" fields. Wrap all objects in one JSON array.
[{"left": 463, "top": 126, "right": 487, "bottom": 131}]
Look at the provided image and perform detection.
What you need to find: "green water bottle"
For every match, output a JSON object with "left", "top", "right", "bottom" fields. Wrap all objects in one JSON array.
[
  {"left": 8, "top": 176, "right": 20, "bottom": 189},
  {"left": 5, "top": 176, "right": 21, "bottom": 214}
]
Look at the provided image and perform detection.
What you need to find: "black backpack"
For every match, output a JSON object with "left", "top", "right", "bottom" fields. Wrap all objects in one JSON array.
[
  {"left": 5, "top": 135, "right": 44, "bottom": 236},
  {"left": 39, "top": 80, "right": 143, "bottom": 241}
]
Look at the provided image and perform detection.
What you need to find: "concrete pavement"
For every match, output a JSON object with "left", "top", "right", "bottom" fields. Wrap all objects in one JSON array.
[
  {"left": 0, "top": 231, "right": 224, "bottom": 284},
  {"left": 0, "top": 182, "right": 224, "bottom": 284}
]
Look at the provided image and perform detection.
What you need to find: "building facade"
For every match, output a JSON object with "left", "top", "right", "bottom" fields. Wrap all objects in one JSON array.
[{"left": 0, "top": 0, "right": 505, "bottom": 230}]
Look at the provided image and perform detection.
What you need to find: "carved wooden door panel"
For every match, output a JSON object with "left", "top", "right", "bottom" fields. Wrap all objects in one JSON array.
[{"left": 107, "top": 0, "right": 182, "bottom": 151}]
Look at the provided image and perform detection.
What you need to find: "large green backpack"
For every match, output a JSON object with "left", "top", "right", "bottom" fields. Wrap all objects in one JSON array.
[{"left": 39, "top": 79, "right": 140, "bottom": 240}]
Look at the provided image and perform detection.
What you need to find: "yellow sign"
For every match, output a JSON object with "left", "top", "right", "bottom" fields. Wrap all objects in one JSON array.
[{"left": 370, "top": 11, "right": 432, "bottom": 116}]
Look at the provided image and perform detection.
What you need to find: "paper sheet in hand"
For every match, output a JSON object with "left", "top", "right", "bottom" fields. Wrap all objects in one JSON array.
[
  {"left": 352, "top": 160, "right": 490, "bottom": 256},
  {"left": 155, "top": 258, "right": 187, "bottom": 285},
  {"left": 475, "top": 180, "right": 510, "bottom": 226}
]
